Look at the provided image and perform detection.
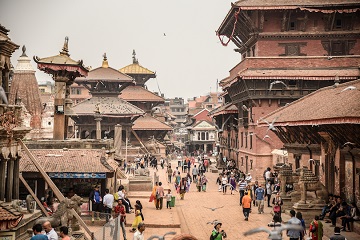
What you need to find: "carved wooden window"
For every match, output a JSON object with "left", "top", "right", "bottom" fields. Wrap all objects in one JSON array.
[
  {"left": 245, "top": 132, "right": 248, "bottom": 148},
  {"left": 241, "top": 132, "right": 243, "bottom": 147},
  {"left": 321, "top": 40, "right": 356, "bottom": 56},
  {"left": 289, "top": 21, "right": 296, "bottom": 30},
  {"left": 279, "top": 43, "right": 307, "bottom": 56},
  {"left": 249, "top": 133, "right": 253, "bottom": 149}
]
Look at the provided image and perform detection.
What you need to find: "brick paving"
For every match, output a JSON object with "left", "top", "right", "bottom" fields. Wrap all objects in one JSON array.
[{"left": 88, "top": 158, "right": 360, "bottom": 240}]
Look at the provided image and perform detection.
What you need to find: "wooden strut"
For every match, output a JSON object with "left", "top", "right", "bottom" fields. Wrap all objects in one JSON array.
[
  {"left": 18, "top": 139, "right": 94, "bottom": 240},
  {"left": 19, "top": 174, "right": 49, "bottom": 217},
  {"left": 131, "top": 129, "right": 150, "bottom": 154}
]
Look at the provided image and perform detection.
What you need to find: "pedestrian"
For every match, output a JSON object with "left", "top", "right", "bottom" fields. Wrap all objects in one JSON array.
[
  {"left": 187, "top": 158, "right": 191, "bottom": 173},
  {"left": 296, "top": 212, "right": 306, "bottom": 240},
  {"left": 165, "top": 189, "right": 172, "bottom": 209},
  {"left": 192, "top": 165, "right": 198, "bottom": 181},
  {"left": 167, "top": 166, "right": 173, "bottom": 183},
  {"left": 245, "top": 173, "right": 252, "bottom": 183},
  {"left": 255, "top": 184, "right": 265, "bottom": 214},
  {"left": 216, "top": 174, "right": 222, "bottom": 192},
  {"left": 30, "top": 224, "right": 47, "bottom": 240},
  {"left": 160, "top": 157, "right": 164, "bottom": 169},
  {"left": 329, "top": 226, "right": 347, "bottom": 240},
  {"left": 272, "top": 192, "right": 283, "bottom": 217},
  {"left": 238, "top": 179, "right": 247, "bottom": 206},
  {"left": 130, "top": 204, "right": 142, "bottom": 233},
  {"left": 133, "top": 222, "right": 146, "bottom": 240},
  {"left": 196, "top": 175, "right": 202, "bottom": 192},
  {"left": 114, "top": 199, "right": 126, "bottom": 240},
  {"left": 59, "top": 226, "right": 70, "bottom": 240},
  {"left": 210, "top": 221, "right": 227, "bottom": 240},
  {"left": 229, "top": 174, "right": 237, "bottom": 195},
  {"left": 265, "top": 180, "right": 272, "bottom": 207},
  {"left": 287, "top": 210, "right": 302, "bottom": 240},
  {"left": 201, "top": 174, "right": 208, "bottom": 192},
  {"left": 186, "top": 173, "right": 192, "bottom": 192},
  {"left": 309, "top": 215, "right": 323, "bottom": 240},
  {"left": 252, "top": 180, "right": 259, "bottom": 206},
  {"left": 89, "top": 185, "right": 102, "bottom": 222},
  {"left": 179, "top": 178, "right": 187, "bottom": 200},
  {"left": 221, "top": 174, "right": 228, "bottom": 194},
  {"left": 118, "top": 185, "right": 133, "bottom": 213},
  {"left": 149, "top": 182, "right": 158, "bottom": 207},
  {"left": 242, "top": 191, "right": 252, "bottom": 221},
  {"left": 156, "top": 182, "right": 165, "bottom": 209},
  {"left": 103, "top": 188, "right": 114, "bottom": 222},
  {"left": 136, "top": 200, "right": 144, "bottom": 221},
  {"left": 42, "top": 221, "right": 58, "bottom": 240}
]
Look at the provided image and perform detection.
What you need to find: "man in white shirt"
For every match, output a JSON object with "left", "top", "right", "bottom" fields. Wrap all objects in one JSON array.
[
  {"left": 42, "top": 221, "right": 58, "bottom": 240},
  {"left": 103, "top": 188, "right": 114, "bottom": 222},
  {"left": 133, "top": 222, "right": 145, "bottom": 240}
]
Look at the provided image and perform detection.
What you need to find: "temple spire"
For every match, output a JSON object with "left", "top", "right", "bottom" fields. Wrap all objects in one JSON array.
[
  {"left": 59, "top": 36, "right": 70, "bottom": 56},
  {"left": 20, "top": 45, "right": 27, "bottom": 57},
  {"left": 102, "top": 53, "right": 109, "bottom": 68},
  {"left": 132, "top": 49, "right": 138, "bottom": 64}
]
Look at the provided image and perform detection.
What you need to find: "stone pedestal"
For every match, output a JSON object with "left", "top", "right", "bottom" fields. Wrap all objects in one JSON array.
[
  {"left": 281, "top": 196, "right": 293, "bottom": 211},
  {"left": 128, "top": 176, "right": 152, "bottom": 191},
  {"left": 293, "top": 202, "right": 323, "bottom": 227}
]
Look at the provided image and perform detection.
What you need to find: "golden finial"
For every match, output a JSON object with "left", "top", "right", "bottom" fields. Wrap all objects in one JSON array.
[
  {"left": 102, "top": 53, "right": 109, "bottom": 68},
  {"left": 60, "top": 36, "right": 70, "bottom": 56}
]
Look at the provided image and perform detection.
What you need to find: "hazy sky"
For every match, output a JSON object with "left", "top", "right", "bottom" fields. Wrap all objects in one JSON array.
[{"left": 1, "top": 0, "right": 240, "bottom": 100}]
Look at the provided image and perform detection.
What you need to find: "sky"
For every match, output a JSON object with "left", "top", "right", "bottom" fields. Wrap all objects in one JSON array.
[{"left": 0, "top": 0, "right": 240, "bottom": 101}]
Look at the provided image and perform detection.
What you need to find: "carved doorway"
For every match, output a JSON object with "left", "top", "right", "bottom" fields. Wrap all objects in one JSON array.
[{"left": 325, "top": 154, "right": 335, "bottom": 194}]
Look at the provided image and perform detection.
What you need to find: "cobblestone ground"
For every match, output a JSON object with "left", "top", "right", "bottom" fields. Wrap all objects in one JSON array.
[{"left": 88, "top": 157, "right": 359, "bottom": 240}]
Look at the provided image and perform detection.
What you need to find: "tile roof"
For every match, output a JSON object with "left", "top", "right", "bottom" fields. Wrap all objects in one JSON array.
[
  {"left": 0, "top": 202, "right": 23, "bottom": 230},
  {"left": 209, "top": 103, "right": 238, "bottom": 117},
  {"left": 119, "top": 86, "right": 164, "bottom": 102},
  {"left": 239, "top": 68, "right": 359, "bottom": 81},
  {"left": 20, "top": 149, "right": 114, "bottom": 173},
  {"left": 132, "top": 115, "right": 173, "bottom": 131},
  {"left": 260, "top": 79, "right": 360, "bottom": 126},
  {"left": 234, "top": 0, "right": 360, "bottom": 7},
  {"left": 119, "top": 63, "right": 155, "bottom": 75},
  {"left": 72, "top": 96, "right": 144, "bottom": 117},
  {"left": 76, "top": 66, "right": 134, "bottom": 82}
]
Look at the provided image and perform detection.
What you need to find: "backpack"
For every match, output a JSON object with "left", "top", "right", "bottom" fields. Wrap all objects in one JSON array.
[{"left": 114, "top": 192, "right": 119, "bottom": 201}]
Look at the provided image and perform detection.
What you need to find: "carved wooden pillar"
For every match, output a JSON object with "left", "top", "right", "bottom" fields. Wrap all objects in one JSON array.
[
  {"left": 0, "top": 156, "right": 7, "bottom": 201},
  {"left": 13, "top": 156, "right": 20, "bottom": 199},
  {"left": 6, "top": 158, "right": 14, "bottom": 202},
  {"left": 114, "top": 124, "right": 123, "bottom": 156}
]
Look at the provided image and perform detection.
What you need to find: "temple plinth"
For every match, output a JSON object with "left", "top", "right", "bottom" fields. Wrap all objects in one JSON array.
[{"left": 34, "top": 37, "right": 88, "bottom": 140}]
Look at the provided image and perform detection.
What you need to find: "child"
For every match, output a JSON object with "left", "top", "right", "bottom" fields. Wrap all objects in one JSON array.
[
  {"left": 136, "top": 200, "right": 144, "bottom": 221},
  {"left": 130, "top": 204, "right": 142, "bottom": 233},
  {"left": 165, "top": 189, "right": 172, "bottom": 209}
]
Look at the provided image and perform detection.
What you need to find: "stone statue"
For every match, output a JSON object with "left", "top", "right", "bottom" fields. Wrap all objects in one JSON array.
[
  {"left": 135, "top": 167, "right": 150, "bottom": 176},
  {"left": 35, "top": 194, "right": 83, "bottom": 230},
  {"left": 11, "top": 199, "right": 22, "bottom": 212},
  {"left": 297, "top": 167, "right": 328, "bottom": 204},
  {"left": 26, "top": 194, "right": 34, "bottom": 213}
]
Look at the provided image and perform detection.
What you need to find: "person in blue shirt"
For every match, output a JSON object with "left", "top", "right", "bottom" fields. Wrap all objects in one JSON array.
[
  {"left": 255, "top": 184, "right": 265, "bottom": 214},
  {"left": 89, "top": 185, "right": 102, "bottom": 222},
  {"left": 30, "top": 224, "right": 48, "bottom": 240}
]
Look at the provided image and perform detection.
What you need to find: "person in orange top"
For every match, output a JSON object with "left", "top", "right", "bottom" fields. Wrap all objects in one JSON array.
[{"left": 242, "top": 191, "right": 252, "bottom": 221}]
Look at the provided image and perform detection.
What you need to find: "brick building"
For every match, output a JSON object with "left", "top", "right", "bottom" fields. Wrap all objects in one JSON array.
[{"left": 214, "top": 0, "right": 360, "bottom": 180}]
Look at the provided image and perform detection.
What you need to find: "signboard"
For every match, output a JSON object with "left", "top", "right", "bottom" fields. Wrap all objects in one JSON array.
[{"left": 48, "top": 172, "right": 106, "bottom": 179}]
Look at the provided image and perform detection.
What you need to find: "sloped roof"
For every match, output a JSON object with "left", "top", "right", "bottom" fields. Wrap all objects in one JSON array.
[
  {"left": 119, "top": 62, "right": 155, "bottom": 75},
  {"left": 20, "top": 149, "right": 114, "bottom": 173},
  {"left": 192, "top": 120, "right": 216, "bottom": 130},
  {"left": 76, "top": 66, "right": 134, "bottom": 82},
  {"left": 72, "top": 96, "right": 144, "bottom": 117},
  {"left": 209, "top": 103, "right": 238, "bottom": 117},
  {"left": 239, "top": 68, "right": 359, "bottom": 80},
  {"left": 234, "top": 0, "right": 360, "bottom": 8},
  {"left": 0, "top": 202, "right": 23, "bottom": 230},
  {"left": 260, "top": 80, "right": 360, "bottom": 126},
  {"left": 119, "top": 86, "right": 164, "bottom": 102},
  {"left": 133, "top": 115, "right": 172, "bottom": 131}
]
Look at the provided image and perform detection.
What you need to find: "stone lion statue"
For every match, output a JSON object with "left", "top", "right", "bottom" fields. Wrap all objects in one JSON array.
[{"left": 35, "top": 194, "right": 83, "bottom": 230}]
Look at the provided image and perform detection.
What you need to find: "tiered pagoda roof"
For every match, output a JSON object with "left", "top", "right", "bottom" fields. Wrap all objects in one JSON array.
[
  {"left": 132, "top": 115, "right": 172, "bottom": 131},
  {"left": 119, "top": 85, "right": 164, "bottom": 102}
]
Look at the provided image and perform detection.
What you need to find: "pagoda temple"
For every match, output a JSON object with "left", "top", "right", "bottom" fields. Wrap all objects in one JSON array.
[
  {"left": 119, "top": 51, "right": 172, "bottom": 156},
  {"left": 214, "top": 0, "right": 360, "bottom": 179},
  {"left": 71, "top": 54, "right": 144, "bottom": 154}
]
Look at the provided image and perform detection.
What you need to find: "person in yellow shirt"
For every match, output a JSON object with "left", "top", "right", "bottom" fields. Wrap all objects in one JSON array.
[{"left": 242, "top": 191, "right": 252, "bottom": 221}]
